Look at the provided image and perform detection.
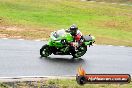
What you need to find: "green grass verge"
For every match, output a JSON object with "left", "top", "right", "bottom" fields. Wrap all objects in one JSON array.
[
  {"left": 0, "top": 0, "right": 132, "bottom": 46},
  {"left": 94, "top": 0, "right": 132, "bottom": 4},
  {"left": 0, "top": 79, "right": 132, "bottom": 88}
]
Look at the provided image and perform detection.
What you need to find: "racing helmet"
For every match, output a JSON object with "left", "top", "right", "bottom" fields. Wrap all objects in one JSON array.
[{"left": 69, "top": 24, "right": 78, "bottom": 35}]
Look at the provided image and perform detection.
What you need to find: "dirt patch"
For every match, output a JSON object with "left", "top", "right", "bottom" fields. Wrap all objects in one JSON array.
[
  {"left": 96, "top": 35, "right": 132, "bottom": 46},
  {"left": 87, "top": 20, "right": 132, "bottom": 32},
  {"left": 104, "top": 21, "right": 119, "bottom": 28},
  {"left": 0, "top": 26, "right": 24, "bottom": 31},
  {"left": 0, "top": 17, "right": 25, "bottom": 31},
  {"left": 0, "top": 34, "right": 22, "bottom": 38},
  {"left": 0, "top": 25, "right": 52, "bottom": 40},
  {"left": 0, "top": 26, "right": 24, "bottom": 38}
]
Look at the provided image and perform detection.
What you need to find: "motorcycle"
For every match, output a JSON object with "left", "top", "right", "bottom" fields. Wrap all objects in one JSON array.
[{"left": 40, "top": 29, "right": 95, "bottom": 58}]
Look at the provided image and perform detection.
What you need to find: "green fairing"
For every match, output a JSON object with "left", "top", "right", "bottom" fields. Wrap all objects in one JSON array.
[
  {"left": 84, "top": 36, "right": 95, "bottom": 46},
  {"left": 48, "top": 29, "right": 73, "bottom": 48},
  {"left": 84, "top": 41, "right": 91, "bottom": 45}
]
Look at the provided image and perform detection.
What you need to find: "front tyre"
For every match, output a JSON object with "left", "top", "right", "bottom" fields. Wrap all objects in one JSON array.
[
  {"left": 72, "top": 46, "right": 87, "bottom": 58},
  {"left": 40, "top": 45, "right": 52, "bottom": 57}
]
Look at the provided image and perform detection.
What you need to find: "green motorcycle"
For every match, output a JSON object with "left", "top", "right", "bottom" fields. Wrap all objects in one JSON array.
[{"left": 40, "top": 29, "right": 95, "bottom": 58}]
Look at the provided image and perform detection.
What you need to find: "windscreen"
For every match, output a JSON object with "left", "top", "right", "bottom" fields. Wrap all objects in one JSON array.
[{"left": 53, "top": 29, "right": 66, "bottom": 38}]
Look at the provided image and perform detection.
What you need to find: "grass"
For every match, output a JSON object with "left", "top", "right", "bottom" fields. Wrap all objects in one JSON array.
[
  {"left": 95, "top": 0, "right": 132, "bottom": 4},
  {"left": 0, "top": 79, "right": 132, "bottom": 88},
  {"left": 0, "top": 0, "right": 132, "bottom": 46}
]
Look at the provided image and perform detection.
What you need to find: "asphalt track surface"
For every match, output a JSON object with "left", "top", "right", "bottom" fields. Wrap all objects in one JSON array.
[{"left": 0, "top": 38, "right": 132, "bottom": 77}]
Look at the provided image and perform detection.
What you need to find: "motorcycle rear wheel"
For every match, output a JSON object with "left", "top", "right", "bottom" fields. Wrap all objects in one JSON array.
[{"left": 72, "top": 46, "right": 87, "bottom": 58}]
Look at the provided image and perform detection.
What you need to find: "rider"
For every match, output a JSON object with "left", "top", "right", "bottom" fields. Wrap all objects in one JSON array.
[
  {"left": 67, "top": 24, "right": 83, "bottom": 43},
  {"left": 66, "top": 24, "right": 84, "bottom": 52}
]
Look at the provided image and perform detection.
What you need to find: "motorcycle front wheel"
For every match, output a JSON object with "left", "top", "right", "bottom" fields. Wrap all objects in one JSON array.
[{"left": 40, "top": 45, "right": 52, "bottom": 57}]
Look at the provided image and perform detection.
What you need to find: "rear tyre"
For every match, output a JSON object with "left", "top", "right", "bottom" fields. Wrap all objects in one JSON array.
[
  {"left": 40, "top": 45, "right": 52, "bottom": 57},
  {"left": 72, "top": 46, "right": 87, "bottom": 58}
]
